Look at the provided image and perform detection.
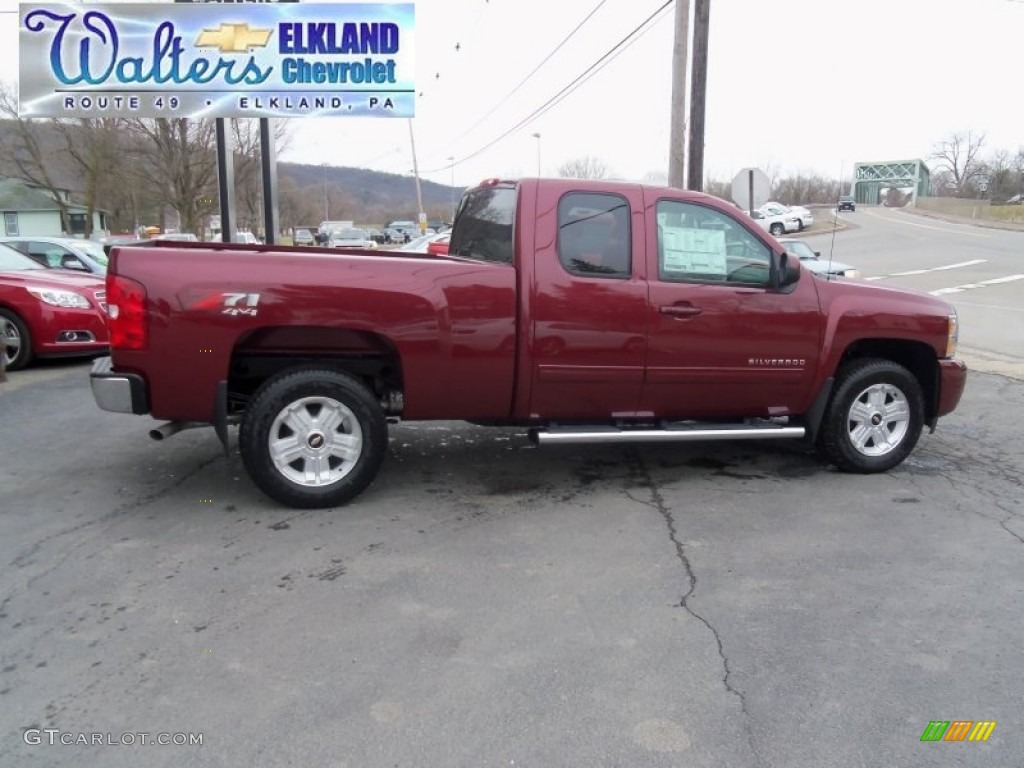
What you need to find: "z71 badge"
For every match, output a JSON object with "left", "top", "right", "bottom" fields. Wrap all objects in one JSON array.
[{"left": 185, "top": 291, "right": 261, "bottom": 316}]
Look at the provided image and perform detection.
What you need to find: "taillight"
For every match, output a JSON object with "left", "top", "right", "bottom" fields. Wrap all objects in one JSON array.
[{"left": 106, "top": 275, "right": 147, "bottom": 350}]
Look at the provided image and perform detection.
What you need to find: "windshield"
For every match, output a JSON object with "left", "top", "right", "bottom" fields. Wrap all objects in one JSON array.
[
  {"left": 449, "top": 184, "right": 516, "bottom": 264},
  {"left": 73, "top": 241, "right": 109, "bottom": 265},
  {"left": 783, "top": 241, "right": 816, "bottom": 260},
  {"left": 0, "top": 243, "right": 46, "bottom": 271},
  {"left": 336, "top": 229, "right": 366, "bottom": 239}
]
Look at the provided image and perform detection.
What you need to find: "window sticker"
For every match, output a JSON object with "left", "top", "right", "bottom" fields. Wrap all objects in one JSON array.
[{"left": 660, "top": 227, "right": 727, "bottom": 276}]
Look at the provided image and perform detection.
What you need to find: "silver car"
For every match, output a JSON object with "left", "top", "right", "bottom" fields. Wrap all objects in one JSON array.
[
  {"left": 778, "top": 238, "right": 860, "bottom": 279},
  {"left": 0, "top": 236, "right": 109, "bottom": 275}
]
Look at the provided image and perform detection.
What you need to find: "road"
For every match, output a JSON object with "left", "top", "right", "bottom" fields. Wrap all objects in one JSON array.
[
  {"left": 1, "top": 212, "right": 1023, "bottom": 767},
  {"left": 802, "top": 206, "right": 1024, "bottom": 370}
]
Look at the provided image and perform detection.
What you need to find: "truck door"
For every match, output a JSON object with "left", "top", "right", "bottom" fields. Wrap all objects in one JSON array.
[
  {"left": 640, "top": 195, "right": 822, "bottom": 419},
  {"left": 528, "top": 189, "right": 649, "bottom": 419}
]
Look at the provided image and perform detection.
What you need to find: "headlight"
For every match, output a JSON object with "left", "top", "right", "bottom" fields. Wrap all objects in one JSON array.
[
  {"left": 945, "top": 309, "right": 959, "bottom": 358},
  {"left": 26, "top": 286, "right": 92, "bottom": 309}
]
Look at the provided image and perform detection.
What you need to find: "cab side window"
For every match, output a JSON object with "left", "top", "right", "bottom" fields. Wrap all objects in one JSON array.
[
  {"left": 558, "top": 193, "right": 631, "bottom": 279},
  {"left": 656, "top": 201, "right": 771, "bottom": 286}
]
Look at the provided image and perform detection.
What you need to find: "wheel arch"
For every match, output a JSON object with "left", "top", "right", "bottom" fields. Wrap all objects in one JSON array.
[
  {"left": 837, "top": 339, "right": 939, "bottom": 424},
  {"left": 227, "top": 325, "right": 405, "bottom": 417}
]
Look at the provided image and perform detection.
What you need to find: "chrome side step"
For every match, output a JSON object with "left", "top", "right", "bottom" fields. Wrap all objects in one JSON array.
[{"left": 531, "top": 423, "right": 806, "bottom": 445}]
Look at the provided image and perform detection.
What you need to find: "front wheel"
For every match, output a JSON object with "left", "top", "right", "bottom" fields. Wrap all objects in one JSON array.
[
  {"left": 819, "top": 358, "right": 924, "bottom": 473},
  {"left": 0, "top": 309, "right": 33, "bottom": 371},
  {"left": 239, "top": 368, "right": 388, "bottom": 508}
]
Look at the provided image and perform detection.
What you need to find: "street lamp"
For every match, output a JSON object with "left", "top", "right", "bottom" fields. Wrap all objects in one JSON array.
[
  {"left": 447, "top": 156, "right": 456, "bottom": 222},
  {"left": 531, "top": 132, "right": 541, "bottom": 177}
]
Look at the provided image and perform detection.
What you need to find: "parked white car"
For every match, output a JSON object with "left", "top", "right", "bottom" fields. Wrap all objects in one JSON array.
[
  {"left": 761, "top": 202, "right": 813, "bottom": 231},
  {"left": 749, "top": 209, "right": 801, "bottom": 236},
  {"left": 330, "top": 228, "right": 378, "bottom": 249}
]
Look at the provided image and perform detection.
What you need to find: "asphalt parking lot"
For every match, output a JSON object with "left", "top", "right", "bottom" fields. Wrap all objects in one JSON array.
[
  {"left": 1, "top": 354, "right": 1022, "bottom": 767},
  {"left": 3, "top": 209, "right": 1024, "bottom": 766}
]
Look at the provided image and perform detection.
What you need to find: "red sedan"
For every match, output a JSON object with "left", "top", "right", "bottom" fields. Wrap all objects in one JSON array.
[{"left": 0, "top": 243, "right": 109, "bottom": 371}]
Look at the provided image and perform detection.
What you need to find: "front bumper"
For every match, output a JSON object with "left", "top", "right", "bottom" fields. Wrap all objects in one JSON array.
[
  {"left": 90, "top": 356, "right": 149, "bottom": 414},
  {"left": 935, "top": 358, "right": 968, "bottom": 418}
]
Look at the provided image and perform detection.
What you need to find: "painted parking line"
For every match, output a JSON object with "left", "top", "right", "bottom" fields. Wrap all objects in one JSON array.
[
  {"left": 930, "top": 274, "right": 1024, "bottom": 295},
  {"left": 861, "top": 208, "right": 993, "bottom": 238},
  {"left": 864, "top": 259, "right": 988, "bottom": 281}
]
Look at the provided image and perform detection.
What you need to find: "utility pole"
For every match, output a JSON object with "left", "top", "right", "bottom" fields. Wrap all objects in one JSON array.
[
  {"left": 667, "top": 0, "right": 690, "bottom": 189},
  {"left": 447, "top": 156, "right": 456, "bottom": 222},
  {"left": 687, "top": 0, "right": 710, "bottom": 192},
  {"left": 408, "top": 119, "right": 426, "bottom": 234}
]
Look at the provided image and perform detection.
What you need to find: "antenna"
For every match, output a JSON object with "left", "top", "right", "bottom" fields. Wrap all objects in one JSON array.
[{"left": 826, "top": 162, "right": 843, "bottom": 281}]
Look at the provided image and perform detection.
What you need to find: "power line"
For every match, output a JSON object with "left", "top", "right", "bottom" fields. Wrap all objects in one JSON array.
[
  {"left": 420, "top": 0, "right": 674, "bottom": 175},
  {"left": 452, "top": 0, "right": 612, "bottom": 143}
]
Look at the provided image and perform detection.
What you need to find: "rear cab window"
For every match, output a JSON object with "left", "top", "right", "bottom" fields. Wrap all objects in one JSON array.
[
  {"left": 557, "top": 192, "right": 631, "bottom": 279},
  {"left": 448, "top": 183, "right": 516, "bottom": 265}
]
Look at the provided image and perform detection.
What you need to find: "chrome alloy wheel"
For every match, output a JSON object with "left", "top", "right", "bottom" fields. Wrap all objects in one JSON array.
[
  {"left": 1, "top": 319, "right": 20, "bottom": 367},
  {"left": 268, "top": 396, "right": 364, "bottom": 486},
  {"left": 845, "top": 383, "right": 910, "bottom": 457}
]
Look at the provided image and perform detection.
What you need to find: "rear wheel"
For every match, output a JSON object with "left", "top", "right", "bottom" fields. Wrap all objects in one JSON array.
[
  {"left": 239, "top": 368, "right": 388, "bottom": 508},
  {"left": 0, "top": 309, "right": 33, "bottom": 371},
  {"left": 819, "top": 358, "right": 924, "bottom": 473},
  {"left": 769, "top": 223, "right": 785, "bottom": 236}
]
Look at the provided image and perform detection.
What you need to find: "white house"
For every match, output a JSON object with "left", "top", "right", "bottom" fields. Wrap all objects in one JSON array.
[{"left": 0, "top": 177, "right": 107, "bottom": 237}]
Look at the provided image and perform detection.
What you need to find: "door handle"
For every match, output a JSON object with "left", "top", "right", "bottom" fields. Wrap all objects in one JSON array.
[{"left": 660, "top": 304, "right": 702, "bottom": 318}]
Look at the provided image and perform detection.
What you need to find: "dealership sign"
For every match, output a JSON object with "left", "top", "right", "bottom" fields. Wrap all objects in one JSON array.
[{"left": 18, "top": 2, "right": 415, "bottom": 118}]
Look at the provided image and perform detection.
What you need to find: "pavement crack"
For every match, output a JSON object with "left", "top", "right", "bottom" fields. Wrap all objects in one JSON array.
[
  {"left": 5, "top": 450, "right": 225, "bottom": 599},
  {"left": 627, "top": 449, "right": 763, "bottom": 768}
]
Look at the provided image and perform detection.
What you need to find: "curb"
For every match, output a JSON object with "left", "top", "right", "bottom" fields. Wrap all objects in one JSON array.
[
  {"left": 901, "top": 207, "right": 1024, "bottom": 233},
  {"left": 958, "top": 347, "right": 1024, "bottom": 381}
]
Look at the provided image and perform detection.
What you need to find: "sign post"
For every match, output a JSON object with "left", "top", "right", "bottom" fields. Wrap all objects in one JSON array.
[{"left": 731, "top": 167, "right": 771, "bottom": 213}]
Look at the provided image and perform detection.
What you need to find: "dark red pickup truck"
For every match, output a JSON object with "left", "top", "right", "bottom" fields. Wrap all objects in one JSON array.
[{"left": 91, "top": 178, "right": 967, "bottom": 508}]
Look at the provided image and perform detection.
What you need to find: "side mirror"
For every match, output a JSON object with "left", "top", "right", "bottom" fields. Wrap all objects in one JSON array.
[
  {"left": 776, "top": 251, "right": 801, "bottom": 289},
  {"left": 814, "top": 250, "right": 821, "bottom": 258},
  {"left": 61, "top": 256, "right": 89, "bottom": 271}
]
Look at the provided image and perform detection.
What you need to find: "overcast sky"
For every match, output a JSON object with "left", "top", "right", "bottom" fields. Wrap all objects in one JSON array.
[{"left": 1, "top": 0, "right": 1021, "bottom": 190}]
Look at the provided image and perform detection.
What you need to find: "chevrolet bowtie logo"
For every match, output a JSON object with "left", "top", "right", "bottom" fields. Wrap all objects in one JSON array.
[{"left": 195, "top": 23, "right": 272, "bottom": 53}]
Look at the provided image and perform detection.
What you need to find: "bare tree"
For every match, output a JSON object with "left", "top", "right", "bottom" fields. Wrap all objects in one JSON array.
[
  {"left": 557, "top": 156, "right": 609, "bottom": 180},
  {"left": 931, "top": 131, "right": 987, "bottom": 197},
  {"left": 129, "top": 118, "right": 219, "bottom": 236},
  {"left": 703, "top": 177, "right": 732, "bottom": 202},
  {"left": 53, "top": 118, "right": 124, "bottom": 236},
  {"left": 0, "top": 82, "right": 71, "bottom": 232},
  {"left": 231, "top": 119, "right": 293, "bottom": 233},
  {"left": 643, "top": 169, "right": 669, "bottom": 185}
]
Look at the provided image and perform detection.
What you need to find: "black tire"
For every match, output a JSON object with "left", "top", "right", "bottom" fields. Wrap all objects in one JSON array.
[
  {"left": 239, "top": 368, "right": 388, "bottom": 508},
  {"left": 769, "top": 223, "right": 785, "bottom": 236},
  {"left": 819, "top": 358, "right": 924, "bottom": 473},
  {"left": 0, "top": 309, "right": 33, "bottom": 371},
  {"left": 796, "top": 219, "right": 805, "bottom": 232}
]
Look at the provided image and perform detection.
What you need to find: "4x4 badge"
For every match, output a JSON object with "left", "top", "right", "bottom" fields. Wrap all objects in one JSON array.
[{"left": 222, "top": 293, "right": 260, "bottom": 316}]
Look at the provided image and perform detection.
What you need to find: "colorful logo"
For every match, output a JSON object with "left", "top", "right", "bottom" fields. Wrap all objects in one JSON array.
[
  {"left": 19, "top": 2, "right": 415, "bottom": 119},
  {"left": 920, "top": 721, "right": 996, "bottom": 742},
  {"left": 196, "top": 23, "right": 273, "bottom": 54}
]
